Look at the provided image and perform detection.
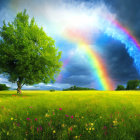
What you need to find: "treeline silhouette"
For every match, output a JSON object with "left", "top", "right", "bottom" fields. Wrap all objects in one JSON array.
[
  {"left": 63, "top": 85, "right": 95, "bottom": 91},
  {"left": 116, "top": 80, "right": 140, "bottom": 90}
]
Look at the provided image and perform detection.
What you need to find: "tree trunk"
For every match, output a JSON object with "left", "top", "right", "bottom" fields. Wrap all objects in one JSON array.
[{"left": 17, "top": 81, "right": 22, "bottom": 94}]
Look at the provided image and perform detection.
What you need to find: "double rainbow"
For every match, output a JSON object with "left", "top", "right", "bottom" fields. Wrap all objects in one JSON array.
[
  {"left": 58, "top": 12, "right": 140, "bottom": 90},
  {"left": 7, "top": 2, "right": 140, "bottom": 90}
]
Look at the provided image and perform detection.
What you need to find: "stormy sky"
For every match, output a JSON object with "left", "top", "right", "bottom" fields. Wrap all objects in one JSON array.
[{"left": 0, "top": 0, "right": 140, "bottom": 90}]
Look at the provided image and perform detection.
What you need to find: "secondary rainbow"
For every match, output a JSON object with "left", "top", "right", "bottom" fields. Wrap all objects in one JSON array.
[
  {"left": 108, "top": 16, "right": 140, "bottom": 49},
  {"left": 100, "top": 15, "right": 140, "bottom": 73}
]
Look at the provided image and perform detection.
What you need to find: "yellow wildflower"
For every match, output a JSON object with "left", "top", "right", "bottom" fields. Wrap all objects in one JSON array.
[
  {"left": 68, "top": 127, "right": 72, "bottom": 132},
  {"left": 62, "top": 124, "right": 65, "bottom": 127},
  {"left": 113, "top": 120, "right": 117, "bottom": 123},
  {"left": 91, "top": 123, "right": 94, "bottom": 126},
  {"left": 73, "top": 125, "right": 77, "bottom": 128},
  {"left": 100, "top": 116, "right": 102, "bottom": 119},
  {"left": 75, "top": 136, "right": 78, "bottom": 139},
  {"left": 11, "top": 118, "right": 13, "bottom": 120},
  {"left": 89, "top": 128, "right": 91, "bottom": 131},
  {"left": 113, "top": 119, "right": 118, "bottom": 126},
  {"left": 45, "top": 113, "right": 50, "bottom": 118},
  {"left": 53, "top": 130, "right": 56, "bottom": 134},
  {"left": 92, "top": 127, "right": 95, "bottom": 131}
]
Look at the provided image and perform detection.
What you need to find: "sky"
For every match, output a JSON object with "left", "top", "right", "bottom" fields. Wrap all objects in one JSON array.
[{"left": 0, "top": 0, "right": 140, "bottom": 90}]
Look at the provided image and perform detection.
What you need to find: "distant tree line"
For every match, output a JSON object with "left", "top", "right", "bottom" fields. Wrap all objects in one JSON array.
[
  {"left": 63, "top": 85, "right": 95, "bottom": 91},
  {"left": 116, "top": 80, "right": 140, "bottom": 90}
]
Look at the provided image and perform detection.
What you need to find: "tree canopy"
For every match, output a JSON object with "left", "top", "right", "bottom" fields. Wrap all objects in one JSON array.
[
  {"left": 0, "top": 10, "right": 62, "bottom": 94},
  {"left": 115, "top": 85, "right": 125, "bottom": 90},
  {"left": 0, "top": 84, "right": 10, "bottom": 91},
  {"left": 126, "top": 80, "right": 140, "bottom": 90}
]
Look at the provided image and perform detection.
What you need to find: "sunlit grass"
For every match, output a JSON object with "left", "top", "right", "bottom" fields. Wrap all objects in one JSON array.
[{"left": 0, "top": 90, "right": 140, "bottom": 139}]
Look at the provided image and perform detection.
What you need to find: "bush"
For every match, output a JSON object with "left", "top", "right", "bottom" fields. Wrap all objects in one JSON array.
[
  {"left": 0, "top": 84, "right": 10, "bottom": 90},
  {"left": 116, "top": 85, "right": 125, "bottom": 90},
  {"left": 50, "top": 89, "right": 55, "bottom": 92}
]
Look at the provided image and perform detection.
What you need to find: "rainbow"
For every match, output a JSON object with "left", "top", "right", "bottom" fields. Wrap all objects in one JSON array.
[
  {"left": 111, "top": 19, "right": 140, "bottom": 49},
  {"left": 6, "top": 1, "right": 140, "bottom": 90},
  {"left": 100, "top": 15, "right": 140, "bottom": 73},
  {"left": 63, "top": 28, "right": 114, "bottom": 90},
  {"left": 79, "top": 42, "right": 114, "bottom": 90},
  {"left": 56, "top": 13, "right": 140, "bottom": 90}
]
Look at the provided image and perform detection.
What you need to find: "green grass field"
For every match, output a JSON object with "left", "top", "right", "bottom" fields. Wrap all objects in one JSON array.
[{"left": 0, "top": 90, "right": 140, "bottom": 140}]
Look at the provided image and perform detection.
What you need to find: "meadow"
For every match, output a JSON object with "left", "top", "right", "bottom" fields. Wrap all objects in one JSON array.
[{"left": 0, "top": 90, "right": 140, "bottom": 140}]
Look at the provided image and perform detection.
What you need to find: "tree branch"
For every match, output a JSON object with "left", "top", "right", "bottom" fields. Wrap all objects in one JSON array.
[{"left": 21, "top": 83, "right": 25, "bottom": 88}]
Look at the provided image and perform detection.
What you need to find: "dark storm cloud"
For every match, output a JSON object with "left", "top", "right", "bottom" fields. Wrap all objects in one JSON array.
[
  {"left": 101, "top": 38, "right": 140, "bottom": 86},
  {"left": 103, "top": 0, "right": 140, "bottom": 39},
  {"left": 90, "top": 0, "right": 140, "bottom": 86},
  {"left": 108, "top": 0, "right": 140, "bottom": 86},
  {"left": 59, "top": 57, "right": 94, "bottom": 87},
  {"left": 66, "top": 60, "right": 91, "bottom": 76},
  {"left": 61, "top": 75, "right": 92, "bottom": 86}
]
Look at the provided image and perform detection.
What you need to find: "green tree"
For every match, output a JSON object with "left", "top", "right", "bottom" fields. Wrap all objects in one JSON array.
[
  {"left": 0, "top": 10, "right": 62, "bottom": 94},
  {"left": 0, "top": 84, "right": 10, "bottom": 90},
  {"left": 116, "top": 85, "right": 125, "bottom": 90},
  {"left": 126, "top": 80, "right": 140, "bottom": 90}
]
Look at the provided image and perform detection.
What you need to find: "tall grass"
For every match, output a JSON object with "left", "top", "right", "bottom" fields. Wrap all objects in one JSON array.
[{"left": 0, "top": 90, "right": 140, "bottom": 140}]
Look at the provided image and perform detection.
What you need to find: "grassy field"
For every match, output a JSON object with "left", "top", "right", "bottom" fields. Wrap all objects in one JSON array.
[{"left": 0, "top": 90, "right": 140, "bottom": 140}]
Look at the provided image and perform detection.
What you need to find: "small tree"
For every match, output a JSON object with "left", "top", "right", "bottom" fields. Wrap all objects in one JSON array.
[
  {"left": 126, "top": 80, "right": 140, "bottom": 90},
  {"left": 0, "top": 10, "right": 62, "bottom": 94},
  {"left": 116, "top": 85, "right": 125, "bottom": 90},
  {"left": 0, "top": 84, "right": 10, "bottom": 90}
]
